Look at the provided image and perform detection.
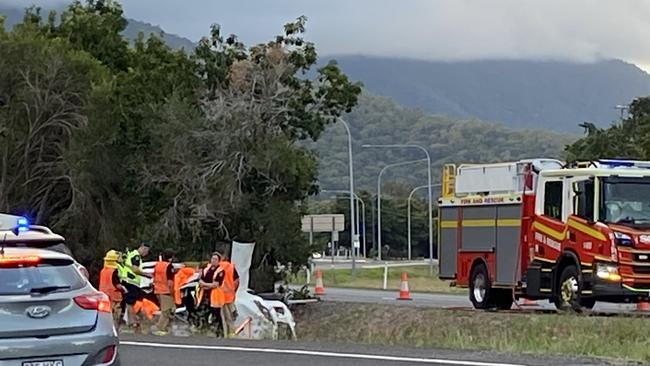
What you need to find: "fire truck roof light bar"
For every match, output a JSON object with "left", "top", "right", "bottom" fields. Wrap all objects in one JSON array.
[{"left": 598, "top": 159, "right": 650, "bottom": 169}]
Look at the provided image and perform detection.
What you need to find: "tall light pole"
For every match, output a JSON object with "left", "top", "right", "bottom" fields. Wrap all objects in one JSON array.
[
  {"left": 321, "top": 190, "right": 367, "bottom": 258},
  {"left": 374, "top": 159, "right": 427, "bottom": 261},
  {"left": 338, "top": 119, "right": 357, "bottom": 276},
  {"left": 363, "top": 144, "right": 434, "bottom": 272},
  {"left": 407, "top": 184, "right": 441, "bottom": 261}
]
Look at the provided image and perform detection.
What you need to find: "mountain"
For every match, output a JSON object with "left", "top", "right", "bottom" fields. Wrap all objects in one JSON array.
[
  {"left": 327, "top": 56, "right": 650, "bottom": 132},
  {"left": 0, "top": 5, "right": 195, "bottom": 51},
  {"left": 122, "top": 19, "right": 195, "bottom": 51},
  {"left": 311, "top": 92, "right": 574, "bottom": 193}
]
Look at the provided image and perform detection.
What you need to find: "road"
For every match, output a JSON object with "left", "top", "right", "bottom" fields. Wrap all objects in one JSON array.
[
  {"left": 311, "top": 258, "right": 434, "bottom": 270},
  {"left": 315, "top": 287, "right": 638, "bottom": 314},
  {"left": 119, "top": 335, "right": 607, "bottom": 366}
]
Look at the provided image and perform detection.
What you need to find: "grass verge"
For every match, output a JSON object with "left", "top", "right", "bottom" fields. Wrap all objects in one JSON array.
[
  {"left": 293, "top": 301, "right": 650, "bottom": 363},
  {"left": 289, "top": 265, "right": 463, "bottom": 294}
]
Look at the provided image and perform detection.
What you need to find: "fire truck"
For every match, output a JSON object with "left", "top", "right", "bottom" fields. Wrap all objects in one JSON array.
[{"left": 438, "top": 158, "right": 650, "bottom": 311}]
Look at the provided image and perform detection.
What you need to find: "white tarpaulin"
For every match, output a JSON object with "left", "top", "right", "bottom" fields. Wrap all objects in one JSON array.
[{"left": 231, "top": 241, "right": 255, "bottom": 294}]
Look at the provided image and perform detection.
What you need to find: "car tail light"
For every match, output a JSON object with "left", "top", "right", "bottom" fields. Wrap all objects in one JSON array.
[
  {"left": 0, "top": 255, "right": 40, "bottom": 267},
  {"left": 99, "top": 345, "right": 116, "bottom": 364},
  {"left": 74, "top": 292, "right": 111, "bottom": 313},
  {"left": 88, "top": 345, "right": 116, "bottom": 365}
]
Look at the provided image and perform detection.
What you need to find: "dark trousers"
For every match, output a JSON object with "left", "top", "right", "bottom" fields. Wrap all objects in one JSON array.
[{"left": 193, "top": 298, "right": 224, "bottom": 336}]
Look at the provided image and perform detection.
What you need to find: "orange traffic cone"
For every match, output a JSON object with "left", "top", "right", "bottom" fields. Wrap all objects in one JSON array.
[
  {"left": 637, "top": 300, "right": 649, "bottom": 312},
  {"left": 314, "top": 270, "right": 325, "bottom": 296},
  {"left": 397, "top": 272, "right": 412, "bottom": 300}
]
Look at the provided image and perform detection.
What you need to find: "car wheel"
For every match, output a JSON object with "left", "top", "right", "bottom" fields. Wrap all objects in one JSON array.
[
  {"left": 554, "top": 265, "right": 583, "bottom": 312},
  {"left": 469, "top": 263, "right": 492, "bottom": 309}
]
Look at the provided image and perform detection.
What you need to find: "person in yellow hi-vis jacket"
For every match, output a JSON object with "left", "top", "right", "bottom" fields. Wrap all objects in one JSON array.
[{"left": 116, "top": 242, "right": 152, "bottom": 333}]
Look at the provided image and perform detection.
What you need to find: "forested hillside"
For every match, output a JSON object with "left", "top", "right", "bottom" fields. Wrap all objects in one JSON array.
[
  {"left": 331, "top": 56, "right": 650, "bottom": 132},
  {"left": 312, "top": 92, "right": 575, "bottom": 193}
]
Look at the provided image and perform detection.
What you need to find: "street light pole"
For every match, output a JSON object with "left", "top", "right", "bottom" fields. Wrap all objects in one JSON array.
[
  {"left": 338, "top": 119, "right": 357, "bottom": 276},
  {"left": 363, "top": 144, "right": 434, "bottom": 273},
  {"left": 375, "top": 159, "right": 427, "bottom": 261},
  {"left": 407, "top": 184, "right": 441, "bottom": 261}
]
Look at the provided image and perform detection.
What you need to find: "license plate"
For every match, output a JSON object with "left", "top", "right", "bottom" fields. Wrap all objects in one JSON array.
[{"left": 22, "top": 361, "right": 63, "bottom": 366}]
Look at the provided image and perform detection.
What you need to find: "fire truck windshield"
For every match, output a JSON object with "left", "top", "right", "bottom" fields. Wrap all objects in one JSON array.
[{"left": 601, "top": 177, "right": 650, "bottom": 226}]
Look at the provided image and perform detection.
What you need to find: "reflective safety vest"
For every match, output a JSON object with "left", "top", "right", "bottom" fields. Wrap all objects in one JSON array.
[
  {"left": 98, "top": 267, "right": 122, "bottom": 302},
  {"left": 153, "top": 261, "right": 172, "bottom": 295},
  {"left": 196, "top": 265, "right": 225, "bottom": 308},
  {"left": 219, "top": 260, "right": 237, "bottom": 304},
  {"left": 173, "top": 267, "right": 196, "bottom": 305},
  {"left": 120, "top": 250, "right": 141, "bottom": 286}
]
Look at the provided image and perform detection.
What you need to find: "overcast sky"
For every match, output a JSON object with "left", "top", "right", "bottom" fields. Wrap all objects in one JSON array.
[{"left": 6, "top": 0, "right": 650, "bottom": 71}]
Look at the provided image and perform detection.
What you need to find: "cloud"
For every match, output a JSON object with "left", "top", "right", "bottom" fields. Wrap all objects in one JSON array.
[{"left": 10, "top": 0, "right": 650, "bottom": 67}]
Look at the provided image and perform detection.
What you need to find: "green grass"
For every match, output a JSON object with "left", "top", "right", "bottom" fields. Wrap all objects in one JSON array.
[
  {"left": 294, "top": 302, "right": 650, "bottom": 363},
  {"left": 289, "top": 265, "right": 464, "bottom": 294}
]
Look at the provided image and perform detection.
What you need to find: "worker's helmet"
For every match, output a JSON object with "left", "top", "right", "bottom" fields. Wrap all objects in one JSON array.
[{"left": 103, "top": 249, "right": 120, "bottom": 269}]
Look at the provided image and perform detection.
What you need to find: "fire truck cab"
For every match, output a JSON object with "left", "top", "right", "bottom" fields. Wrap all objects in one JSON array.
[{"left": 438, "top": 159, "right": 650, "bottom": 311}]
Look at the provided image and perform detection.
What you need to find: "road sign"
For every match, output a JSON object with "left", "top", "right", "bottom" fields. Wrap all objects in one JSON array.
[{"left": 301, "top": 214, "right": 344, "bottom": 233}]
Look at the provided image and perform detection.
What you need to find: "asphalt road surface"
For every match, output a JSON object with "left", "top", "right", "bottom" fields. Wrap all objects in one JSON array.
[
  {"left": 119, "top": 336, "right": 610, "bottom": 366},
  {"left": 315, "top": 287, "right": 638, "bottom": 314}
]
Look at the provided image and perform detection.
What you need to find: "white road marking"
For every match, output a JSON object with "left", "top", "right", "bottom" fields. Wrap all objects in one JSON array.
[{"left": 121, "top": 341, "right": 527, "bottom": 366}]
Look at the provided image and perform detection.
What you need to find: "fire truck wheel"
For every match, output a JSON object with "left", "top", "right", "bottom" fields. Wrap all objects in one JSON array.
[
  {"left": 469, "top": 263, "right": 492, "bottom": 309},
  {"left": 555, "top": 265, "right": 582, "bottom": 312}
]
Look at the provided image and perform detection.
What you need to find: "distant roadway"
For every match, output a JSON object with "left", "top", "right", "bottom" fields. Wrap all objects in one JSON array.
[{"left": 314, "top": 287, "right": 638, "bottom": 314}]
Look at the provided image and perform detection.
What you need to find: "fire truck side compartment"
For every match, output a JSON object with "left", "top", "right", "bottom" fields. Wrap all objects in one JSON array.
[
  {"left": 438, "top": 207, "right": 458, "bottom": 279},
  {"left": 461, "top": 206, "right": 496, "bottom": 252},
  {"left": 494, "top": 204, "right": 522, "bottom": 285},
  {"left": 439, "top": 203, "right": 522, "bottom": 286}
]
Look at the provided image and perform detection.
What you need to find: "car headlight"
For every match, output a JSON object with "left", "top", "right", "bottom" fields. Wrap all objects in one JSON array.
[
  {"left": 596, "top": 263, "right": 621, "bottom": 282},
  {"left": 613, "top": 231, "right": 634, "bottom": 246}
]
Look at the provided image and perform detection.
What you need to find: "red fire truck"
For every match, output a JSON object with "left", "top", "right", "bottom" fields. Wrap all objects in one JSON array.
[{"left": 438, "top": 159, "right": 650, "bottom": 311}]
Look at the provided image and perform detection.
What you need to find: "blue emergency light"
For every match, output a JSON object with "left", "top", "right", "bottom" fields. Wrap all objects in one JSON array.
[
  {"left": 598, "top": 159, "right": 650, "bottom": 169},
  {"left": 16, "top": 217, "right": 29, "bottom": 232}
]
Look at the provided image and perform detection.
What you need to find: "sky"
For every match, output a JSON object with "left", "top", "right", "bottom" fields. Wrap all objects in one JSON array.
[{"left": 5, "top": 0, "right": 650, "bottom": 71}]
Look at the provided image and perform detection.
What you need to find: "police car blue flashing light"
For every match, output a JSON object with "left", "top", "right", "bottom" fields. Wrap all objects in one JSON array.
[{"left": 17, "top": 217, "right": 29, "bottom": 232}]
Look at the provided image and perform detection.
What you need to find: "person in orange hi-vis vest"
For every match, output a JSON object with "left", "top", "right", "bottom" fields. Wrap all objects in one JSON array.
[
  {"left": 173, "top": 266, "right": 196, "bottom": 307},
  {"left": 218, "top": 253, "right": 239, "bottom": 338},
  {"left": 196, "top": 252, "right": 226, "bottom": 336},
  {"left": 152, "top": 249, "right": 176, "bottom": 336},
  {"left": 98, "top": 250, "right": 125, "bottom": 330}
]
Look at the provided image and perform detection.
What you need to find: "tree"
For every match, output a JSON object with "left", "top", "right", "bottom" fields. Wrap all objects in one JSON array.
[
  {"left": 1, "top": 2, "right": 361, "bottom": 290},
  {"left": 142, "top": 18, "right": 361, "bottom": 290},
  {"left": 565, "top": 96, "right": 650, "bottom": 161},
  {"left": 0, "top": 20, "right": 106, "bottom": 225}
]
